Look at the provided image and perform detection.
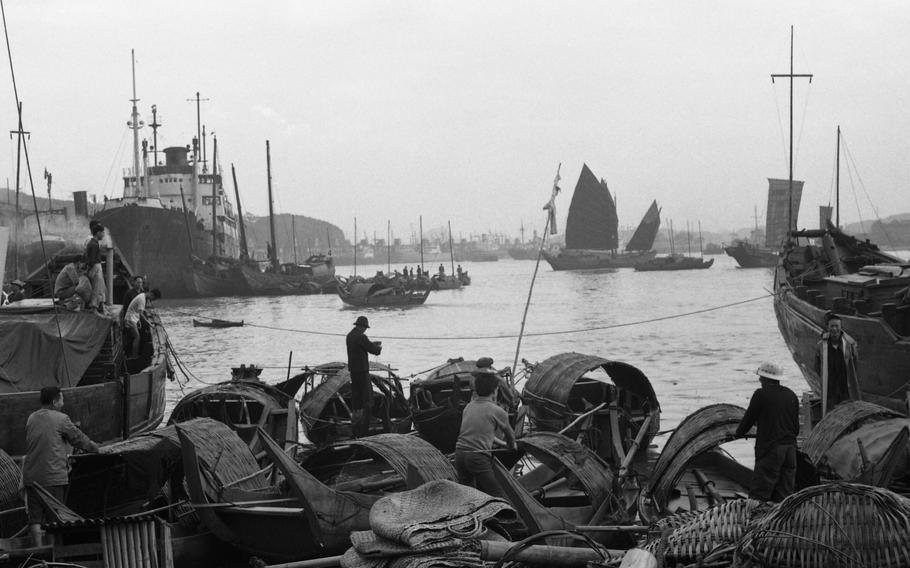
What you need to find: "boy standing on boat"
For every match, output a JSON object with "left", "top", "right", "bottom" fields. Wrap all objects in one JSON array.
[
  {"left": 454, "top": 366, "right": 517, "bottom": 498},
  {"left": 21, "top": 386, "right": 102, "bottom": 546},
  {"left": 735, "top": 362, "right": 799, "bottom": 502},
  {"left": 346, "top": 316, "right": 382, "bottom": 437},
  {"left": 124, "top": 288, "right": 161, "bottom": 358}
]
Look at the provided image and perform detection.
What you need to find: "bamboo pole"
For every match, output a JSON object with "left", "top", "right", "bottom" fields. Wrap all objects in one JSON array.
[
  {"left": 263, "top": 556, "right": 343, "bottom": 568},
  {"left": 558, "top": 402, "right": 607, "bottom": 435}
]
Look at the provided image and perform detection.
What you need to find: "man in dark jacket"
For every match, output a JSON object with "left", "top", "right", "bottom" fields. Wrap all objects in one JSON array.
[
  {"left": 346, "top": 316, "right": 382, "bottom": 437},
  {"left": 735, "top": 362, "right": 800, "bottom": 502}
]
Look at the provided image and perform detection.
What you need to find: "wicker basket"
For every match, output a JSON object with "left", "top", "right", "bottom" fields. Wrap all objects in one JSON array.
[
  {"left": 642, "top": 499, "right": 769, "bottom": 564},
  {"left": 735, "top": 482, "right": 910, "bottom": 568}
]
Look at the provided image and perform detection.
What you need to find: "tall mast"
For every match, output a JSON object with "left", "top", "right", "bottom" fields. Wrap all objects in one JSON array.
[
  {"left": 187, "top": 91, "right": 208, "bottom": 163},
  {"left": 149, "top": 104, "right": 160, "bottom": 167},
  {"left": 698, "top": 220, "right": 704, "bottom": 258},
  {"left": 266, "top": 140, "right": 279, "bottom": 272},
  {"left": 231, "top": 164, "right": 249, "bottom": 262},
  {"left": 419, "top": 215, "right": 425, "bottom": 271},
  {"left": 210, "top": 136, "right": 218, "bottom": 258},
  {"left": 686, "top": 220, "right": 692, "bottom": 256},
  {"left": 387, "top": 220, "right": 391, "bottom": 273},
  {"left": 835, "top": 125, "right": 841, "bottom": 228},
  {"left": 129, "top": 50, "right": 141, "bottom": 198},
  {"left": 353, "top": 217, "right": 358, "bottom": 277},
  {"left": 292, "top": 215, "right": 299, "bottom": 264},
  {"left": 448, "top": 220, "right": 456, "bottom": 275},
  {"left": 771, "top": 26, "right": 813, "bottom": 240}
]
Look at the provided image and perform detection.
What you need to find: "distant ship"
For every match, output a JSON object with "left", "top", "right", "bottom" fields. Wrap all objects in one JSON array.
[
  {"left": 95, "top": 55, "right": 241, "bottom": 298},
  {"left": 541, "top": 164, "right": 660, "bottom": 270},
  {"left": 724, "top": 178, "right": 804, "bottom": 268}
]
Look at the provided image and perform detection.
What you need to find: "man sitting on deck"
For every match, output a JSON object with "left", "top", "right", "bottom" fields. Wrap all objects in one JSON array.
[{"left": 53, "top": 257, "right": 93, "bottom": 311}]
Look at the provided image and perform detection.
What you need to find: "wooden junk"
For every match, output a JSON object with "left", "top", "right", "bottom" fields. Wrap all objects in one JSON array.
[{"left": 521, "top": 352, "right": 661, "bottom": 469}]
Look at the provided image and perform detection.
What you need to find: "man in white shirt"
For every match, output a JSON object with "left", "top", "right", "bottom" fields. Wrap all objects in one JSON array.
[{"left": 124, "top": 288, "right": 160, "bottom": 358}]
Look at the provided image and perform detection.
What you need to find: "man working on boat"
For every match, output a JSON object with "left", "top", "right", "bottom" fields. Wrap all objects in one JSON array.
[
  {"left": 454, "top": 365, "right": 517, "bottom": 499},
  {"left": 21, "top": 386, "right": 103, "bottom": 546},
  {"left": 815, "top": 314, "right": 859, "bottom": 415},
  {"left": 83, "top": 221, "right": 107, "bottom": 311},
  {"left": 124, "top": 288, "right": 161, "bottom": 359},
  {"left": 119, "top": 275, "right": 145, "bottom": 325},
  {"left": 735, "top": 362, "right": 799, "bottom": 502},
  {"left": 346, "top": 316, "right": 382, "bottom": 437}
]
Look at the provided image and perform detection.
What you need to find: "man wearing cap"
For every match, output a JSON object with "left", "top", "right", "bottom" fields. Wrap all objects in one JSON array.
[
  {"left": 346, "top": 316, "right": 382, "bottom": 437},
  {"left": 735, "top": 362, "right": 800, "bottom": 502}
]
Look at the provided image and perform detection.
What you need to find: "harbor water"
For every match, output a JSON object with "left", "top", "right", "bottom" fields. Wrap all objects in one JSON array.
[{"left": 155, "top": 253, "right": 816, "bottom": 464}]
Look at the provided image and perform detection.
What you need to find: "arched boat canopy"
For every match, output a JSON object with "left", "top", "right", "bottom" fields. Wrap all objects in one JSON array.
[{"left": 518, "top": 432, "right": 614, "bottom": 511}]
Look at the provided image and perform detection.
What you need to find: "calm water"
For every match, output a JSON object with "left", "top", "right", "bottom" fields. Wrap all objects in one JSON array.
[{"left": 155, "top": 253, "right": 808, "bottom": 463}]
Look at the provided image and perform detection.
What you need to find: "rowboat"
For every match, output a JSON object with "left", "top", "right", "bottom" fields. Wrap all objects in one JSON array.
[
  {"left": 336, "top": 276, "right": 430, "bottom": 307},
  {"left": 192, "top": 318, "right": 244, "bottom": 328}
]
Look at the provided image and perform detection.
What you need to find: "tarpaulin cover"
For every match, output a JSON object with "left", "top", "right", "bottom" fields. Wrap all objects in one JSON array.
[
  {"left": 0, "top": 305, "right": 111, "bottom": 392},
  {"left": 825, "top": 418, "right": 910, "bottom": 480}
]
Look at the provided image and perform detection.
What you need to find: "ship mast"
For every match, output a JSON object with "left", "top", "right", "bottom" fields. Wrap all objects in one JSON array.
[
  {"left": 149, "top": 105, "right": 160, "bottom": 167},
  {"left": 266, "top": 140, "right": 279, "bottom": 272},
  {"left": 210, "top": 136, "right": 219, "bottom": 258},
  {"left": 129, "top": 50, "right": 142, "bottom": 198},
  {"left": 771, "top": 26, "right": 812, "bottom": 240},
  {"left": 231, "top": 164, "right": 249, "bottom": 262},
  {"left": 448, "top": 220, "right": 456, "bottom": 276},
  {"left": 835, "top": 125, "right": 841, "bottom": 228}
]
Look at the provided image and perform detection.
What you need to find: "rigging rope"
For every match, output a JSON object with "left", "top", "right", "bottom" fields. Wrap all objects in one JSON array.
[{"left": 161, "top": 292, "right": 774, "bottom": 342}]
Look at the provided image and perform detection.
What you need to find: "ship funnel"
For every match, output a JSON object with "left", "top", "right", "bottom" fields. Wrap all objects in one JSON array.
[{"left": 163, "top": 146, "right": 190, "bottom": 167}]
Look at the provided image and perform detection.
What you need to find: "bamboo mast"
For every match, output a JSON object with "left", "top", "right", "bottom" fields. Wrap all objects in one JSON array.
[
  {"left": 266, "top": 140, "right": 279, "bottom": 272},
  {"left": 231, "top": 164, "right": 249, "bottom": 262}
]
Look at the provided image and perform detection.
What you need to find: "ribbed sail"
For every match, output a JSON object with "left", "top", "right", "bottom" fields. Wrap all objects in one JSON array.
[
  {"left": 625, "top": 200, "right": 661, "bottom": 252},
  {"left": 565, "top": 164, "right": 619, "bottom": 250},
  {"left": 765, "top": 178, "right": 804, "bottom": 248}
]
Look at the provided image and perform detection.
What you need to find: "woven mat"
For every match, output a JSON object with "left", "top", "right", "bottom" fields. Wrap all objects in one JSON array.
[
  {"left": 351, "top": 531, "right": 462, "bottom": 557},
  {"left": 369, "top": 480, "right": 514, "bottom": 548}
]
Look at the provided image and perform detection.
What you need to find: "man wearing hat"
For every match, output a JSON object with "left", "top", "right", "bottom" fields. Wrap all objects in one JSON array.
[
  {"left": 735, "top": 362, "right": 799, "bottom": 502},
  {"left": 346, "top": 316, "right": 382, "bottom": 437}
]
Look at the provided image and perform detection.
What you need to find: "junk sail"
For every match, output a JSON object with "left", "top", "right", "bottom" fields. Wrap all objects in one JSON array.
[
  {"left": 565, "top": 164, "right": 619, "bottom": 250},
  {"left": 765, "top": 178, "right": 804, "bottom": 248},
  {"left": 625, "top": 200, "right": 662, "bottom": 252}
]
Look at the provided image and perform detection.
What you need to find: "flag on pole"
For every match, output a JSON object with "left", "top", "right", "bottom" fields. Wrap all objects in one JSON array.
[{"left": 542, "top": 165, "right": 561, "bottom": 234}]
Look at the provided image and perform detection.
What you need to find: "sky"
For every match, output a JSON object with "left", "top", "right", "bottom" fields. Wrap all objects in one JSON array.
[{"left": 0, "top": 1, "right": 908, "bottom": 242}]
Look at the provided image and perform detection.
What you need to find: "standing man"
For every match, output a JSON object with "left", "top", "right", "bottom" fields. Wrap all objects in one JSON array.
[
  {"left": 120, "top": 276, "right": 146, "bottom": 325},
  {"left": 124, "top": 288, "right": 161, "bottom": 358},
  {"left": 816, "top": 314, "right": 859, "bottom": 415},
  {"left": 21, "top": 386, "right": 102, "bottom": 546},
  {"left": 454, "top": 366, "right": 517, "bottom": 498},
  {"left": 346, "top": 316, "right": 382, "bottom": 437},
  {"left": 735, "top": 362, "right": 800, "bottom": 502},
  {"left": 83, "top": 221, "right": 107, "bottom": 311}
]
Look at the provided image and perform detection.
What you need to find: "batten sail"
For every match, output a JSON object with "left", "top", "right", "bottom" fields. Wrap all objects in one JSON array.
[
  {"left": 565, "top": 164, "right": 619, "bottom": 250},
  {"left": 765, "top": 178, "right": 804, "bottom": 248},
  {"left": 625, "top": 200, "right": 661, "bottom": 252}
]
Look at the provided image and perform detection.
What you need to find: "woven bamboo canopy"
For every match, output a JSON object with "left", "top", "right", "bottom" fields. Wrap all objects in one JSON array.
[
  {"left": 638, "top": 403, "right": 746, "bottom": 522},
  {"left": 801, "top": 400, "right": 903, "bottom": 466},
  {"left": 302, "top": 433, "right": 457, "bottom": 489}
]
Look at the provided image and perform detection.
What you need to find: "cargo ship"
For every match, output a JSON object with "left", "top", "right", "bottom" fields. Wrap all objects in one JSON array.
[{"left": 95, "top": 54, "right": 241, "bottom": 298}]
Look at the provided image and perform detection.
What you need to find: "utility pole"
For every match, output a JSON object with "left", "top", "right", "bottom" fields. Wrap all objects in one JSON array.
[{"left": 771, "top": 26, "right": 813, "bottom": 239}]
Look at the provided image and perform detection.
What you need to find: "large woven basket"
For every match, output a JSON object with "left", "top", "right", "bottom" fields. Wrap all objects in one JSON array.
[
  {"left": 735, "top": 482, "right": 910, "bottom": 568},
  {"left": 0, "top": 448, "right": 24, "bottom": 537},
  {"left": 643, "top": 499, "right": 769, "bottom": 564}
]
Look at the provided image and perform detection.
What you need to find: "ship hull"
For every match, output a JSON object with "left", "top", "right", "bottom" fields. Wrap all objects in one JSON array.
[
  {"left": 773, "top": 274, "right": 910, "bottom": 411},
  {"left": 96, "top": 203, "right": 222, "bottom": 298},
  {"left": 634, "top": 256, "right": 714, "bottom": 271},
  {"left": 724, "top": 242, "right": 778, "bottom": 268},
  {"left": 542, "top": 248, "right": 656, "bottom": 270}
]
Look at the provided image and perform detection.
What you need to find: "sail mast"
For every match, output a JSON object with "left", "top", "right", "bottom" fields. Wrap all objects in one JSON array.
[
  {"left": 448, "top": 220, "right": 455, "bottom": 275},
  {"left": 231, "top": 164, "right": 249, "bottom": 262},
  {"left": 835, "top": 125, "right": 841, "bottom": 228},
  {"left": 266, "top": 140, "right": 279, "bottom": 272},
  {"left": 353, "top": 217, "right": 357, "bottom": 277},
  {"left": 387, "top": 220, "right": 391, "bottom": 274},
  {"left": 129, "top": 50, "right": 141, "bottom": 198},
  {"left": 419, "top": 215, "right": 425, "bottom": 272},
  {"left": 698, "top": 221, "right": 704, "bottom": 258},
  {"left": 292, "top": 215, "right": 299, "bottom": 264},
  {"left": 210, "top": 136, "right": 218, "bottom": 258},
  {"left": 771, "top": 26, "right": 812, "bottom": 241}
]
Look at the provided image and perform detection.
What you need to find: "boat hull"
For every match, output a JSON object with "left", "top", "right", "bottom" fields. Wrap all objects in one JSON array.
[
  {"left": 634, "top": 257, "right": 714, "bottom": 272},
  {"left": 542, "top": 248, "right": 656, "bottom": 270},
  {"left": 773, "top": 267, "right": 910, "bottom": 411},
  {"left": 95, "top": 203, "right": 224, "bottom": 298},
  {"left": 724, "top": 242, "right": 778, "bottom": 268}
]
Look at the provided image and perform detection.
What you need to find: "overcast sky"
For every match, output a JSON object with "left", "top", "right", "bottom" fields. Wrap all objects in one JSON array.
[{"left": 0, "top": 1, "right": 908, "bottom": 241}]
